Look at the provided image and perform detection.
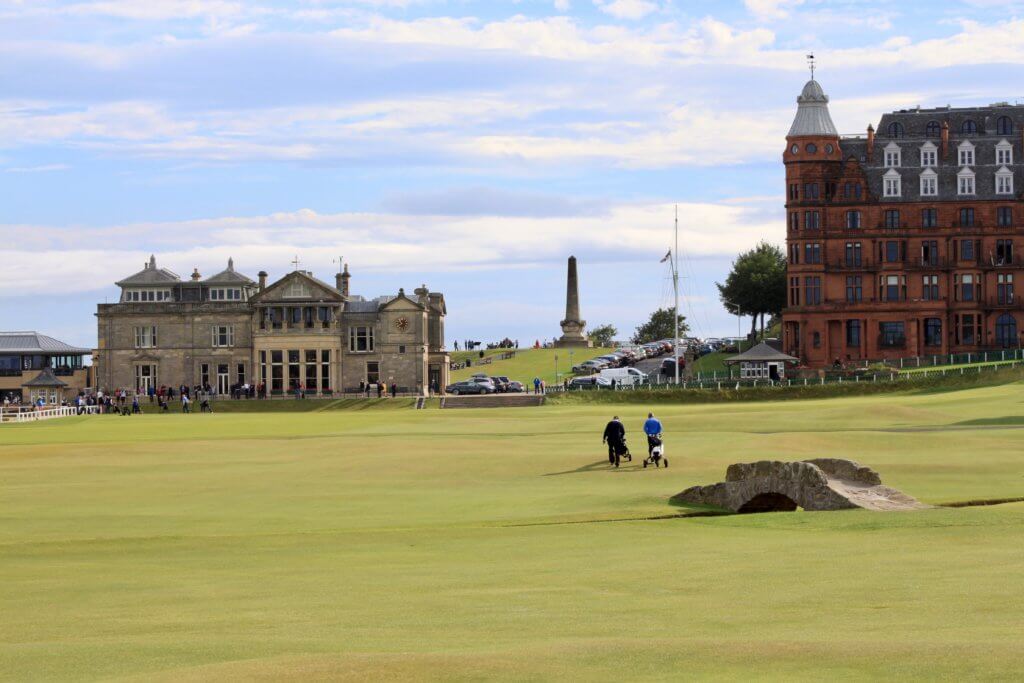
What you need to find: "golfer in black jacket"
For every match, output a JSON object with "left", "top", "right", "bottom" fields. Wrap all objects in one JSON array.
[{"left": 602, "top": 416, "right": 626, "bottom": 465}]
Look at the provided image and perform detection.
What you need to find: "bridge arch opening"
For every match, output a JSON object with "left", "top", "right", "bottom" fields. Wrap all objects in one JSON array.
[{"left": 737, "top": 492, "right": 799, "bottom": 514}]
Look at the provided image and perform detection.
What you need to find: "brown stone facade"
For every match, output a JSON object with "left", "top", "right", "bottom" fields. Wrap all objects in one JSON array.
[
  {"left": 95, "top": 263, "right": 448, "bottom": 396},
  {"left": 782, "top": 83, "right": 1024, "bottom": 367}
]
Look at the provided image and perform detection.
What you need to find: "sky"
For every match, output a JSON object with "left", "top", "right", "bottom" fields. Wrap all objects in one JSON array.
[{"left": 3, "top": 0, "right": 1024, "bottom": 349}]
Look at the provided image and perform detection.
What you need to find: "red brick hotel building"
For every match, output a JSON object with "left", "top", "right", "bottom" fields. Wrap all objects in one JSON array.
[{"left": 783, "top": 78, "right": 1023, "bottom": 366}]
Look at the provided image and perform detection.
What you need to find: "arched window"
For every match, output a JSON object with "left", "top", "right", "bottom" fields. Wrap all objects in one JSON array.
[
  {"left": 995, "top": 314, "right": 1017, "bottom": 348},
  {"left": 925, "top": 121, "right": 941, "bottom": 137},
  {"left": 961, "top": 119, "right": 977, "bottom": 135},
  {"left": 887, "top": 122, "right": 904, "bottom": 138},
  {"left": 996, "top": 116, "right": 1013, "bottom": 135}
]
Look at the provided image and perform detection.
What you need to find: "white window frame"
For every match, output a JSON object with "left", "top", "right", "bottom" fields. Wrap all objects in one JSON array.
[
  {"left": 958, "top": 168, "right": 976, "bottom": 196},
  {"left": 996, "top": 140, "right": 1013, "bottom": 166},
  {"left": 349, "top": 326, "right": 375, "bottom": 353},
  {"left": 134, "top": 326, "right": 157, "bottom": 349},
  {"left": 285, "top": 282, "right": 311, "bottom": 298},
  {"left": 958, "top": 141, "right": 975, "bottom": 167},
  {"left": 920, "top": 142, "right": 937, "bottom": 168},
  {"left": 883, "top": 169, "right": 901, "bottom": 198},
  {"left": 210, "top": 288, "right": 242, "bottom": 301},
  {"left": 920, "top": 169, "right": 937, "bottom": 197},
  {"left": 996, "top": 168, "right": 1014, "bottom": 195},
  {"left": 212, "top": 324, "right": 234, "bottom": 348},
  {"left": 884, "top": 142, "right": 901, "bottom": 168}
]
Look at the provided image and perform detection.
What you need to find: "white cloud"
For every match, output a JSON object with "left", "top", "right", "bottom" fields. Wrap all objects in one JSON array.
[
  {"left": 0, "top": 201, "right": 780, "bottom": 296},
  {"left": 594, "top": 0, "right": 658, "bottom": 21},
  {"left": 744, "top": 0, "right": 804, "bottom": 20}
]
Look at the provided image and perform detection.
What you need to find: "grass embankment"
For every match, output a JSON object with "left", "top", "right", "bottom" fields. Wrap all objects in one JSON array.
[
  {"left": 2, "top": 383, "right": 1024, "bottom": 679},
  {"left": 551, "top": 364, "right": 1024, "bottom": 406},
  {"left": 187, "top": 397, "right": 419, "bottom": 412},
  {"left": 450, "top": 347, "right": 607, "bottom": 385}
]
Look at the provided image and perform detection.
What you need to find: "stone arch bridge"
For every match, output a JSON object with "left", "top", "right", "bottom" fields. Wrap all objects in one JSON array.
[{"left": 672, "top": 459, "right": 928, "bottom": 513}]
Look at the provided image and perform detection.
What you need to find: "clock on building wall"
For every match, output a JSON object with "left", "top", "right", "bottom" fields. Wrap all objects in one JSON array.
[{"left": 394, "top": 317, "right": 410, "bottom": 331}]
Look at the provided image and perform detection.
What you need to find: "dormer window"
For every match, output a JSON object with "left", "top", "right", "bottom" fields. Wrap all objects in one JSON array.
[
  {"left": 920, "top": 142, "right": 937, "bottom": 167},
  {"left": 997, "top": 116, "right": 1013, "bottom": 135},
  {"left": 958, "top": 168, "right": 976, "bottom": 196},
  {"left": 124, "top": 289, "right": 172, "bottom": 303},
  {"left": 887, "top": 122, "right": 904, "bottom": 138},
  {"left": 961, "top": 119, "right": 977, "bottom": 135},
  {"left": 996, "top": 168, "right": 1014, "bottom": 195},
  {"left": 884, "top": 142, "right": 901, "bottom": 168},
  {"left": 883, "top": 169, "right": 901, "bottom": 198},
  {"left": 920, "top": 169, "right": 938, "bottom": 197},
  {"left": 925, "top": 121, "right": 941, "bottom": 137},
  {"left": 996, "top": 140, "right": 1013, "bottom": 165},
  {"left": 209, "top": 288, "right": 242, "bottom": 301},
  {"left": 958, "top": 141, "right": 975, "bottom": 167}
]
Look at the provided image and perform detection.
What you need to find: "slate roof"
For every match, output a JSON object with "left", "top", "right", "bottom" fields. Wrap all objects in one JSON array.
[
  {"left": 788, "top": 79, "right": 838, "bottom": 137},
  {"left": 116, "top": 255, "right": 181, "bottom": 287},
  {"left": 0, "top": 332, "right": 91, "bottom": 355},
  {"left": 345, "top": 300, "right": 380, "bottom": 313},
  {"left": 21, "top": 367, "right": 68, "bottom": 388},
  {"left": 204, "top": 257, "right": 255, "bottom": 284},
  {"left": 725, "top": 343, "right": 799, "bottom": 365},
  {"left": 841, "top": 104, "right": 1024, "bottom": 204}
]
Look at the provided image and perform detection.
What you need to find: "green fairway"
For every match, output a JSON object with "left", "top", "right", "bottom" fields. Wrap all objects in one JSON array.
[
  {"left": 2, "top": 383, "right": 1024, "bottom": 680},
  {"left": 450, "top": 347, "right": 607, "bottom": 385}
]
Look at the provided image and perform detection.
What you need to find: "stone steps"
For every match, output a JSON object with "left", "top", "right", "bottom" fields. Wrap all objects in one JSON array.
[{"left": 441, "top": 394, "right": 546, "bottom": 409}]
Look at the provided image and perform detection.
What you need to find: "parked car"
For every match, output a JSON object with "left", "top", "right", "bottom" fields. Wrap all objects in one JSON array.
[
  {"left": 573, "top": 359, "right": 607, "bottom": 374},
  {"left": 661, "top": 357, "right": 685, "bottom": 375},
  {"left": 492, "top": 376, "right": 511, "bottom": 393},
  {"left": 507, "top": 381, "right": 525, "bottom": 393},
  {"left": 568, "top": 375, "right": 612, "bottom": 389},
  {"left": 446, "top": 381, "right": 493, "bottom": 395},
  {"left": 599, "top": 367, "right": 648, "bottom": 386}
]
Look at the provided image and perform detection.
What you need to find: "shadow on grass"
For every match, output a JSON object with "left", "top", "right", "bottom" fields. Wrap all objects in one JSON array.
[
  {"left": 953, "top": 415, "right": 1024, "bottom": 427},
  {"left": 544, "top": 460, "right": 613, "bottom": 476}
]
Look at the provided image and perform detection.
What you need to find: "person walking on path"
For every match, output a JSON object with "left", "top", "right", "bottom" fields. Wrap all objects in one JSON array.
[
  {"left": 181, "top": 394, "right": 191, "bottom": 414},
  {"left": 643, "top": 412, "right": 663, "bottom": 456},
  {"left": 391, "top": 382, "right": 398, "bottom": 398},
  {"left": 603, "top": 416, "right": 626, "bottom": 466},
  {"left": 376, "top": 382, "right": 382, "bottom": 399},
  {"left": 533, "top": 377, "right": 541, "bottom": 394},
  {"left": 132, "top": 394, "right": 141, "bottom": 414}
]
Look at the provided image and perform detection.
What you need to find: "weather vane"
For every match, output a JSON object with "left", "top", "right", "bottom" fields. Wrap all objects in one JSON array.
[
  {"left": 807, "top": 52, "right": 816, "bottom": 81},
  {"left": 291, "top": 255, "right": 301, "bottom": 270}
]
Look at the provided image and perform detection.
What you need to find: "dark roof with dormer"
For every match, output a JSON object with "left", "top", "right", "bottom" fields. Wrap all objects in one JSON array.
[
  {"left": 0, "top": 331, "right": 91, "bottom": 355},
  {"left": 22, "top": 367, "right": 69, "bottom": 388},
  {"left": 204, "top": 257, "right": 255, "bottom": 285},
  {"left": 116, "top": 255, "right": 182, "bottom": 287},
  {"left": 839, "top": 103, "right": 1024, "bottom": 204},
  {"left": 788, "top": 79, "right": 838, "bottom": 138}
]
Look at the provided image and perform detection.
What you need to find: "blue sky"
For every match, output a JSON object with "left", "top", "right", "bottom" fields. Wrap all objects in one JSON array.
[{"left": 3, "top": 0, "right": 1024, "bottom": 348}]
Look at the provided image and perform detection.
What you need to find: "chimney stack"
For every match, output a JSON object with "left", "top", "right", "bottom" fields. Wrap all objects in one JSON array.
[
  {"left": 191, "top": 268, "right": 201, "bottom": 281},
  {"left": 338, "top": 264, "right": 350, "bottom": 298},
  {"left": 258, "top": 271, "right": 268, "bottom": 291},
  {"left": 941, "top": 120, "right": 950, "bottom": 159},
  {"left": 415, "top": 284, "right": 429, "bottom": 305},
  {"left": 866, "top": 124, "right": 875, "bottom": 158}
]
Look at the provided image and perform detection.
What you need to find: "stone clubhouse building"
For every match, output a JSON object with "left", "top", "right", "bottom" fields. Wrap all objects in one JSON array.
[{"left": 94, "top": 256, "right": 449, "bottom": 396}]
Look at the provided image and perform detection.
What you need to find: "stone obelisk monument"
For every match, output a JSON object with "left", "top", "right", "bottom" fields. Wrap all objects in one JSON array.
[{"left": 555, "top": 255, "right": 592, "bottom": 348}]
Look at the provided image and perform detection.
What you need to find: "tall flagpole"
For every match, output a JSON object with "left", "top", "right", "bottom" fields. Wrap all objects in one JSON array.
[{"left": 673, "top": 205, "right": 680, "bottom": 385}]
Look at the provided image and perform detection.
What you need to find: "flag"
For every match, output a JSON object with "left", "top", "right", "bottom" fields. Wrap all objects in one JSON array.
[{"left": 659, "top": 250, "right": 672, "bottom": 263}]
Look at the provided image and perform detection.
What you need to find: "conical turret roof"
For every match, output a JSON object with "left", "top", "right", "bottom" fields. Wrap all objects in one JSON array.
[{"left": 788, "top": 79, "right": 838, "bottom": 137}]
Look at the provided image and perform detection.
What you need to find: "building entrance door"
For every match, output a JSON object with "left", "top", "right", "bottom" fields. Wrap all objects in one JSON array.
[
  {"left": 136, "top": 365, "right": 157, "bottom": 394},
  {"left": 217, "top": 364, "right": 230, "bottom": 395},
  {"left": 428, "top": 365, "right": 441, "bottom": 393}
]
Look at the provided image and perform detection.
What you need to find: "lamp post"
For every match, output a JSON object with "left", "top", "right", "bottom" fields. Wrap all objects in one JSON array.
[{"left": 554, "top": 353, "right": 559, "bottom": 388}]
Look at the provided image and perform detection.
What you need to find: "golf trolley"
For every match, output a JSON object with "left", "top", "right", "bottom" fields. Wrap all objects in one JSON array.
[{"left": 643, "top": 435, "right": 668, "bottom": 468}]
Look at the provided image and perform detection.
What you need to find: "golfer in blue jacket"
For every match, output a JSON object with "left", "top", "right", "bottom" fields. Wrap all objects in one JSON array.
[{"left": 643, "top": 412, "right": 663, "bottom": 455}]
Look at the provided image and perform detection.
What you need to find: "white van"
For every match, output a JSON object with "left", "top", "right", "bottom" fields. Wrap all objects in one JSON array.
[{"left": 598, "top": 367, "right": 648, "bottom": 386}]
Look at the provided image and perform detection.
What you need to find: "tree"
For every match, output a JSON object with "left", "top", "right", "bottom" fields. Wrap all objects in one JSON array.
[
  {"left": 588, "top": 324, "right": 618, "bottom": 347},
  {"left": 716, "top": 241, "right": 786, "bottom": 339},
  {"left": 631, "top": 308, "right": 689, "bottom": 344}
]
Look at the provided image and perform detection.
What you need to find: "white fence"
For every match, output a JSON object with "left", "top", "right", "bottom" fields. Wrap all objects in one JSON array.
[{"left": 0, "top": 405, "right": 99, "bottom": 424}]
